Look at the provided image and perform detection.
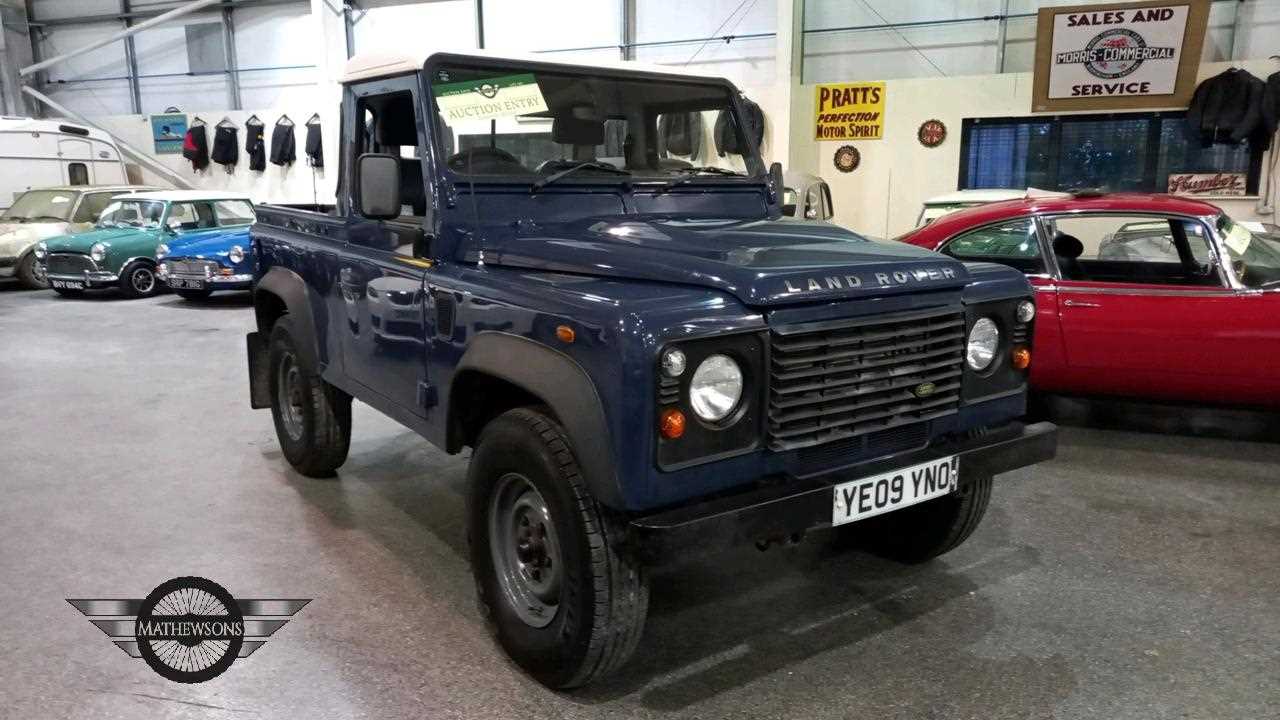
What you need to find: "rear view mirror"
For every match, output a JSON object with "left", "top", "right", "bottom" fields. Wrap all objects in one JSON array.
[{"left": 357, "top": 153, "right": 401, "bottom": 220}]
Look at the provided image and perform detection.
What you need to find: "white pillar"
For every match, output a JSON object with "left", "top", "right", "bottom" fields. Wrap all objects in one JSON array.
[{"left": 775, "top": 0, "right": 809, "bottom": 173}]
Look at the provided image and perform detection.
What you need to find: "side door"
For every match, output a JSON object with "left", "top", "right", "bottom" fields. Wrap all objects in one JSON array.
[
  {"left": 337, "top": 76, "right": 435, "bottom": 416},
  {"left": 938, "top": 216, "right": 1066, "bottom": 385},
  {"left": 57, "top": 139, "right": 93, "bottom": 185},
  {"left": 1043, "top": 212, "right": 1238, "bottom": 402}
]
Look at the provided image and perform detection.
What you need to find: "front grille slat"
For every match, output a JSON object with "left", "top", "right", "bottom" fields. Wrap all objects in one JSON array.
[
  {"left": 171, "top": 260, "right": 217, "bottom": 276},
  {"left": 769, "top": 308, "right": 965, "bottom": 452},
  {"left": 46, "top": 253, "right": 95, "bottom": 275}
]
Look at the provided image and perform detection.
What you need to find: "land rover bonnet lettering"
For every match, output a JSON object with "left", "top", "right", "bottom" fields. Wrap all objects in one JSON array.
[{"left": 783, "top": 265, "right": 957, "bottom": 294}]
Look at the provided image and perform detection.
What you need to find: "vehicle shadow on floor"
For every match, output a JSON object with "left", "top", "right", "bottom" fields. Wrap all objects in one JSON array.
[
  {"left": 157, "top": 291, "right": 254, "bottom": 309},
  {"left": 273, "top": 430, "right": 1069, "bottom": 712},
  {"left": 1042, "top": 395, "right": 1280, "bottom": 445}
]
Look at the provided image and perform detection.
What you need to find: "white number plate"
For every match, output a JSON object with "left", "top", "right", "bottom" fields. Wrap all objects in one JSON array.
[
  {"left": 50, "top": 279, "right": 85, "bottom": 290},
  {"left": 832, "top": 455, "right": 959, "bottom": 526},
  {"left": 169, "top": 277, "right": 205, "bottom": 289}
]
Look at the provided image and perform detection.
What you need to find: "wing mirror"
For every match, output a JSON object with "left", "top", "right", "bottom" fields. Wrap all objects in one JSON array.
[
  {"left": 768, "top": 161, "right": 784, "bottom": 205},
  {"left": 357, "top": 153, "right": 402, "bottom": 220}
]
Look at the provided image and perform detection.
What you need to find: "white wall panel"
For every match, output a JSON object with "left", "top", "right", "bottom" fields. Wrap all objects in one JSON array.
[
  {"left": 483, "top": 0, "right": 617, "bottom": 52},
  {"left": 352, "top": 0, "right": 477, "bottom": 57},
  {"left": 233, "top": 3, "right": 319, "bottom": 109}
]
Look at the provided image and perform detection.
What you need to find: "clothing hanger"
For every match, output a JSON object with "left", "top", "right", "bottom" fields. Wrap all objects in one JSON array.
[
  {"left": 277, "top": 114, "right": 293, "bottom": 127},
  {"left": 217, "top": 116, "right": 236, "bottom": 128},
  {"left": 306, "top": 113, "right": 321, "bottom": 125},
  {"left": 246, "top": 113, "right": 262, "bottom": 125},
  {"left": 190, "top": 115, "right": 205, "bottom": 127}
]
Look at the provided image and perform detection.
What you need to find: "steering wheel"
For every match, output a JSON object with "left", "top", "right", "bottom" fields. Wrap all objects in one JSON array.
[{"left": 447, "top": 147, "right": 522, "bottom": 172}]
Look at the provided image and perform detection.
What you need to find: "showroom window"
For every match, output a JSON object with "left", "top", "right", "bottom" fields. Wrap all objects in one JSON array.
[{"left": 959, "top": 112, "right": 1263, "bottom": 195}]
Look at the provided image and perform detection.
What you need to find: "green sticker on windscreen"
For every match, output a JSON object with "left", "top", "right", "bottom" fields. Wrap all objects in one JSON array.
[{"left": 433, "top": 73, "right": 548, "bottom": 125}]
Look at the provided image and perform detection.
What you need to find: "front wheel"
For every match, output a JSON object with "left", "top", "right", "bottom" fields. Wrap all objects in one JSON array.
[
  {"left": 836, "top": 469, "right": 993, "bottom": 564},
  {"left": 15, "top": 252, "right": 48, "bottom": 289},
  {"left": 267, "top": 315, "right": 352, "bottom": 477},
  {"left": 119, "top": 261, "right": 161, "bottom": 298},
  {"left": 468, "top": 408, "right": 648, "bottom": 689}
]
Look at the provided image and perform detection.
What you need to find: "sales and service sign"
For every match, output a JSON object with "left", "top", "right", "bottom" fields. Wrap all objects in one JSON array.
[
  {"left": 1167, "top": 172, "right": 1247, "bottom": 196},
  {"left": 1033, "top": 0, "right": 1209, "bottom": 111},
  {"left": 814, "top": 82, "right": 885, "bottom": 141}
]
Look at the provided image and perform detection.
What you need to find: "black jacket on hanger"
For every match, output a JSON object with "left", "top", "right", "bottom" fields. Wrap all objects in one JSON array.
[
  {"left": 1263, "top": 71, "right": 1280, "bottom": 138},
  {"left": 305, "top": 122, "right": 323, "bottom": 169},
  {"left": 182, "top": 125, "right": 209, "bottom": 171},
  {"left": 1185, "top": 68, "right": 1266, "bottom": 147},
  {"left": 271, "top": 121, "right": 296, "bottom": 167},
  {"left": 713, "top": 97, "right": 765, "bottom": 157},
  {"left": 211, "top": 126, "right": 238, "bottom": 168},
  {"left": 246, "top": 120, "right": 266, "bottom": 172}
]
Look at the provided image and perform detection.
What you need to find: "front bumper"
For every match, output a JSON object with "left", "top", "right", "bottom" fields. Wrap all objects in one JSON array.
[
  {"left": 630, "top": 420, "right": 1057, "bottom": 563},
  {"left": 164, "top": 272, "right": 252, "bottom": 290},
  {"left": 46, "top": 270, "right": 119, "bottom": 287}
]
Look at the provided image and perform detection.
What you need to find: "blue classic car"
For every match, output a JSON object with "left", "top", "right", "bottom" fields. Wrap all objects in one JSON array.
[{"left": 153, "top": 191, "right": 257, "bottom": 300}]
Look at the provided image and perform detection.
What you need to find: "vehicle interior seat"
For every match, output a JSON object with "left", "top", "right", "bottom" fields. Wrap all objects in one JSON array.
[{"left": 1053, "top": 233, "right": 1088, "bottom": 280}]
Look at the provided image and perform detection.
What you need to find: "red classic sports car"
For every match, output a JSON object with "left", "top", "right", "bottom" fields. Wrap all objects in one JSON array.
[{"left": 898, "top": 192, "right": 1280, "bottom": 407}]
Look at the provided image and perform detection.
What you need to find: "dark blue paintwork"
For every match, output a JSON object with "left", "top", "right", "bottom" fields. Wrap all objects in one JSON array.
[{"left": 250, "top": 57, "right": 1036, "bottom": 512}]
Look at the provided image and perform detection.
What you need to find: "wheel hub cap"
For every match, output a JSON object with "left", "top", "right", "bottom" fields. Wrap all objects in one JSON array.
[{"left": 489, "top": 474, "right": 562, "bottom": 628}]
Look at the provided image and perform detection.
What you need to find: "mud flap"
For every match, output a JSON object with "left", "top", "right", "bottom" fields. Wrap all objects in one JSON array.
[{"left": 247, "top": 332, "right": 271, "bottom": 409}]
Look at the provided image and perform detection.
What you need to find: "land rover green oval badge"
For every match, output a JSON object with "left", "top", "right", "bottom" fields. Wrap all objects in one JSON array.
[{"left": 913, "top": 381, "right": 937, "bottom": 398}]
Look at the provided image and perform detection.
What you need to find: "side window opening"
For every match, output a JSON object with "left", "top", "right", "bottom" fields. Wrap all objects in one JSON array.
[
  {"left": 72, "top": 193, "right": 112, "bottom": 223},
  {"left": 942, "top": 217, "right": 1046, "bottom": 275},
  {"left": 67, "top": 163, "right": 89, "bottom": 186},
  {"left": 356, "top": 88, "right": 428, "bottom": 258},
  {"left": 1046, "top": 214, "right": 1223, "bottom": 287}
]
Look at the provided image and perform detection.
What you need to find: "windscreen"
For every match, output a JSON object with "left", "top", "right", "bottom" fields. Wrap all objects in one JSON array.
[
  {"left": 2, "top": 190, "right": 78, "bottom": 222},
  {"left": 428, "top": 63, "right": 763, "bottom": 183}
]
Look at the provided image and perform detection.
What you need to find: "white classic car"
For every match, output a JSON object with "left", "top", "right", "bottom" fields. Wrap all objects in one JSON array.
[{"left": 0, "top": 185, "right": 155, "bottom": 288}]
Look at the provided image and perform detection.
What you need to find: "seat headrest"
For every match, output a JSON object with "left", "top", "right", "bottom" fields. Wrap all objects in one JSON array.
[
  {"left": 1053, "top": 233, "right": 1084, "bottom": 259},
  {"left": 551, "top": 115, "right": 604, "bottom": 146}
]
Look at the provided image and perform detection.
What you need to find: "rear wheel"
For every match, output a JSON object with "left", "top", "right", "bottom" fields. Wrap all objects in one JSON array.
[
  {"left": 120, "top": 261, "right": 161, "bottom": 298},
  {"left": 15, "top": 252, "right": 48, "bottom": 289},
  {"left": 267, "top": 315, "right": 351, "bottom": 477},
  {"left": 177, "top": 288, "right": 214, "bottom": 301},
  {"left": 468, "top": 408, "right": 648, "bottom": 688},
  {"left": 836, "top": 469, "right": 993, "bottom": 564}
]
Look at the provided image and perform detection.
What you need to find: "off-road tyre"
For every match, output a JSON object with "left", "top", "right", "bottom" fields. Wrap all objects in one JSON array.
[
  {"left": 838, "top": 470, "right": 994, "bottom": 564},
  {"left": 468, "top": 407, "right": 648, "bottom": 689},
  {"left": 267, "top": 315, "right": 352, "bottom": 477},
  {"left": 15, "top": 252, "right": 48, "bottom": 289},
  {"left": 119, "top": 260, "right": 161, "bottom": 298}
]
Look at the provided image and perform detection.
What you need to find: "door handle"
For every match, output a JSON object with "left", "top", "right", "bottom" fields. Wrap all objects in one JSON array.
[{"left": 1063, "top": 299, "right": 1101, "bottom": 308}]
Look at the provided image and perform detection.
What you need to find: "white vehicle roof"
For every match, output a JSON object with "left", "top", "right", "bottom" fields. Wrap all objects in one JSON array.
[
  {"left": 17, "top": 184, "right": 157, "bottom": 194},
  {"left": 341, "top": 49, "right": 723, "bottom": 85},
  {"left": 0, "top": 116, "right": 120, "bottom": 145},
  {"left": 110, "top": 190, "right": 253, "bottom": 203},
  {"left": 922, "top": 189, "right": 1027, "bottom": 206}
]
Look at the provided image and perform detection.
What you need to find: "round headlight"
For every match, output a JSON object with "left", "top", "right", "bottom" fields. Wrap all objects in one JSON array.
[
  {"left": 228, "top": 245, "right": 245, "bottom": 264},
  {"left": 966, "top": 318, "right": 1000, "bottom": 371},
  {"left": 155, "top": 243, "right": 169, "bottom": 260},
  {"left": 34, "top": 242, "right": 47, "bottom": 260},
  {"left": 661, "top": 348, "right": 686, "bottom": 377},
  {"left": 1016, "top": 300, "right": 1036, "bottom": 323},
  {"left": 89, "top": 242, "right": 107, "bottom": 262},
  {"left": 689, "top": 354, "right": 743, "bottom": 422}
]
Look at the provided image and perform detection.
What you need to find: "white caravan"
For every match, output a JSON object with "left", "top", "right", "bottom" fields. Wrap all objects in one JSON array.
[{"left": 0, "top": 117, "right": 129, "bottom": 211}]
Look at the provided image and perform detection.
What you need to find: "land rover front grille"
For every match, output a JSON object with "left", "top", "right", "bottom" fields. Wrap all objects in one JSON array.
[
  {"left": 768, "top": 308, "right": 965, "bottom": 452},
  {"left": 46, "top": 253, "right": 95, "bottom": 275},
  {"left": 170, "top": 260, "right": 216, "bottom": 277}
]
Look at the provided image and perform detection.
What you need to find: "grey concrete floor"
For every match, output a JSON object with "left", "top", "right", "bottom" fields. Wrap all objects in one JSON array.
[{"left": 1, "top": 280, "right": 1278, "bottom": 720}]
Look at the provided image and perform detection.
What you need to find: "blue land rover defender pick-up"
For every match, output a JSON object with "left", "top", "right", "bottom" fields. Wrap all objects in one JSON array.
[{"left": 245, "top": 50, "right": 1057, "bottom": 688}]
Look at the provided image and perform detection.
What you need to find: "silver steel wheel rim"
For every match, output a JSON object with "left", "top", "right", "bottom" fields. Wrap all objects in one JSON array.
[
  {"left": 30, "top": 259, "right": 47, "bottom": 284},
  {"left": 132, "top": 267, "right": 155, "bottom": 294},
  {"left": 489, "top": 473, "right": 562, "bottom": 628},
  {"left": 277, "top": 354, "right": 305, "bottom": 441}
]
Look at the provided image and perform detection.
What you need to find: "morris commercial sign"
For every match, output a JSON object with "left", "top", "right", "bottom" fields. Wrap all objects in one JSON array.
[{"left": 1032, "top": 0, "right": 1209, "bottom": 112}]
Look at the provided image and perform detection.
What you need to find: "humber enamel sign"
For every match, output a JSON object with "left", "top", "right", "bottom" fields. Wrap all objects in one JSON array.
[{"left": 1032, "top": 0, "right": 1209, "bottom": 112}]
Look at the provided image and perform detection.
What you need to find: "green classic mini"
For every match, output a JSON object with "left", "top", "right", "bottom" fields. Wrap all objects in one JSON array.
[{"left": 36, "top": 191, "right": 241, "bottom": 299}]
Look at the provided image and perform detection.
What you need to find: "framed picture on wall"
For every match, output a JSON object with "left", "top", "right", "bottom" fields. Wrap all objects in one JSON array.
[{"left": 150, "top": 113, "right": 188, "bottom": 154}]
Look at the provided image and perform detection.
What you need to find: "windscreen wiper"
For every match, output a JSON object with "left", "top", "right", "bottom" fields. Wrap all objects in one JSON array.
[
  {"left": 531, "top": 162, "right": 630, "bottom": 193},
  {"left": 658, "top": 166, "right": 746, "bottom": 193}
]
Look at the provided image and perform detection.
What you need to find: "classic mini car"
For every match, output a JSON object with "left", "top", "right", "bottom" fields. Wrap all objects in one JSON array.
[
  {"left": 244, "top": 50, "right": 1057, "bottom": 688},
  {"left": 154, "top": 193, "right": 257, "bottom": 300},
  {"left": 916, "top": 189, "right": 1026, "bottom": 227},
  {"left": 782, "top": 171, "right": 834, "bottom": 220},
  {"left": 0, "top": 185, "right": 154, "bottom": 288},
  {"left": 899, "top": 192, "right": 1280, "bottom": 407}
]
